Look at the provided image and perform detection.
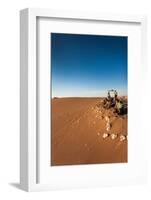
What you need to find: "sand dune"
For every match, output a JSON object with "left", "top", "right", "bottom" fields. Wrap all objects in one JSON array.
[{"left": 51, "top": 97, "right": 127, "bottom": 166}]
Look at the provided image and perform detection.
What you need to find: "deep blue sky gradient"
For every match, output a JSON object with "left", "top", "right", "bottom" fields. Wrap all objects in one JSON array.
[{"left": 51, "top": 33, "right": 127, "bottom": 97}]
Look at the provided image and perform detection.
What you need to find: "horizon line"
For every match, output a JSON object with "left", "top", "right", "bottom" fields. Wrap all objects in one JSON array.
[{"left": 51, "top": 95, "right": 128, "bottom": 98}]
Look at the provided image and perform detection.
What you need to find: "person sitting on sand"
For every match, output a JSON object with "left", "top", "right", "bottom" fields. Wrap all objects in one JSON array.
[
  {"left": 114, "top": 90, "right": 118, "bottom": 100},
  {"left": 107, "top": 91, "right": 111, "bottom": 100}
]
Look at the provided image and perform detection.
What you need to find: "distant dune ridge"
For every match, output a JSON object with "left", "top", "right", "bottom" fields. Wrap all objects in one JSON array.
[{"left": 51, "top": 97, "right": 128, "bottom": 166}]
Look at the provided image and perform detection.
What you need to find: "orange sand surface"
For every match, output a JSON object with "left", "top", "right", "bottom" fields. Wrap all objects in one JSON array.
[{"left": 51, "top": 98, "right": 127, "bottom": 166}]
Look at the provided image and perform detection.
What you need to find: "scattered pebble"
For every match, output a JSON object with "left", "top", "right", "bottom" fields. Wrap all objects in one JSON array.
[
  {"left": 106, "top": 126, "right": 110, "bottom": 132},
  {"left": 102, "top": 133, "right": 109, "bottom": 139},
  {"left": 119, "top": 135, "right": 126, "bottom": 141},
  {"left": 97, "top": 132, "right": 100, "bottom": 136},
  {"left": 105, "top": 116, "right": 111, "bottom": 132},
  {"left": 106, "top": 121, "right": 111, "bottom": 131},
  {"left": 105, "top": 116, "right": 110, "bottom": 122},
  {"left": 111, "top": 133, "right": 118, "bottom": 140}
]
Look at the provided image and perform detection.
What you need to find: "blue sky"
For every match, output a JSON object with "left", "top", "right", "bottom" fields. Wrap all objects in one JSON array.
[{"left": 51, "top": 33, "right": 127, "bottom": 97}]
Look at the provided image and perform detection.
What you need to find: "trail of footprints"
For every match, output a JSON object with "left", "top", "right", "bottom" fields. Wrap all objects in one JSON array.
[{"left": 100, "top": 116, "right": 127, "bottom": 142}]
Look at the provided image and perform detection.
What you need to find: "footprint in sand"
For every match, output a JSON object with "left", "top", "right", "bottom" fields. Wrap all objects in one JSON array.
[{"left": 76, "top": 119, "right": 80, "bottom": 123}]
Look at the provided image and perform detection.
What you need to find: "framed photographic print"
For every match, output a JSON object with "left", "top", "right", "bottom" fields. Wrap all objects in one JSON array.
[{"left": 20, "top": 8, "right": 147, "bottom": 191}]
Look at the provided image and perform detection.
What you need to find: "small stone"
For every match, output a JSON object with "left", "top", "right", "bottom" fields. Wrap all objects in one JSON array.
[
  {"left": 106, "top": 127, "right": 110, "bottom": 132},
  {"left": 102, "top": 133, "right": 109, "bottom": 139},
  {"left": 119, "top": 135, "right": 126, "bottom": 141},
  {"left": 105, "top": 116, "right": 110, "bottom": 122},
  {"left": 97, "top": 132, "right": 100, "bottom": 136},
  {"left": 111, "top": 133, "right": 118, "bottom": 140},
  {"left": 106, "top": 123, "right": 111, "bottom": 131}
]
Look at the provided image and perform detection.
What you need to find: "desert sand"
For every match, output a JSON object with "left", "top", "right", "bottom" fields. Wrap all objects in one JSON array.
[{"left": 51, "top": 97, "right": 127, "bottom": 166}]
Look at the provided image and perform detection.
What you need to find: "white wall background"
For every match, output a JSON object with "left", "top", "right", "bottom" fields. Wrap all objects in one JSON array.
[{"left": 0, "top": 0, "right": 151, "bottom": 199}]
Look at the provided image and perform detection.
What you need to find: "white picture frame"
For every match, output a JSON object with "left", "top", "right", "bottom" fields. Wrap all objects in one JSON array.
[{"left": 20, "top": 8, "right": 147, "bottom": 192}]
